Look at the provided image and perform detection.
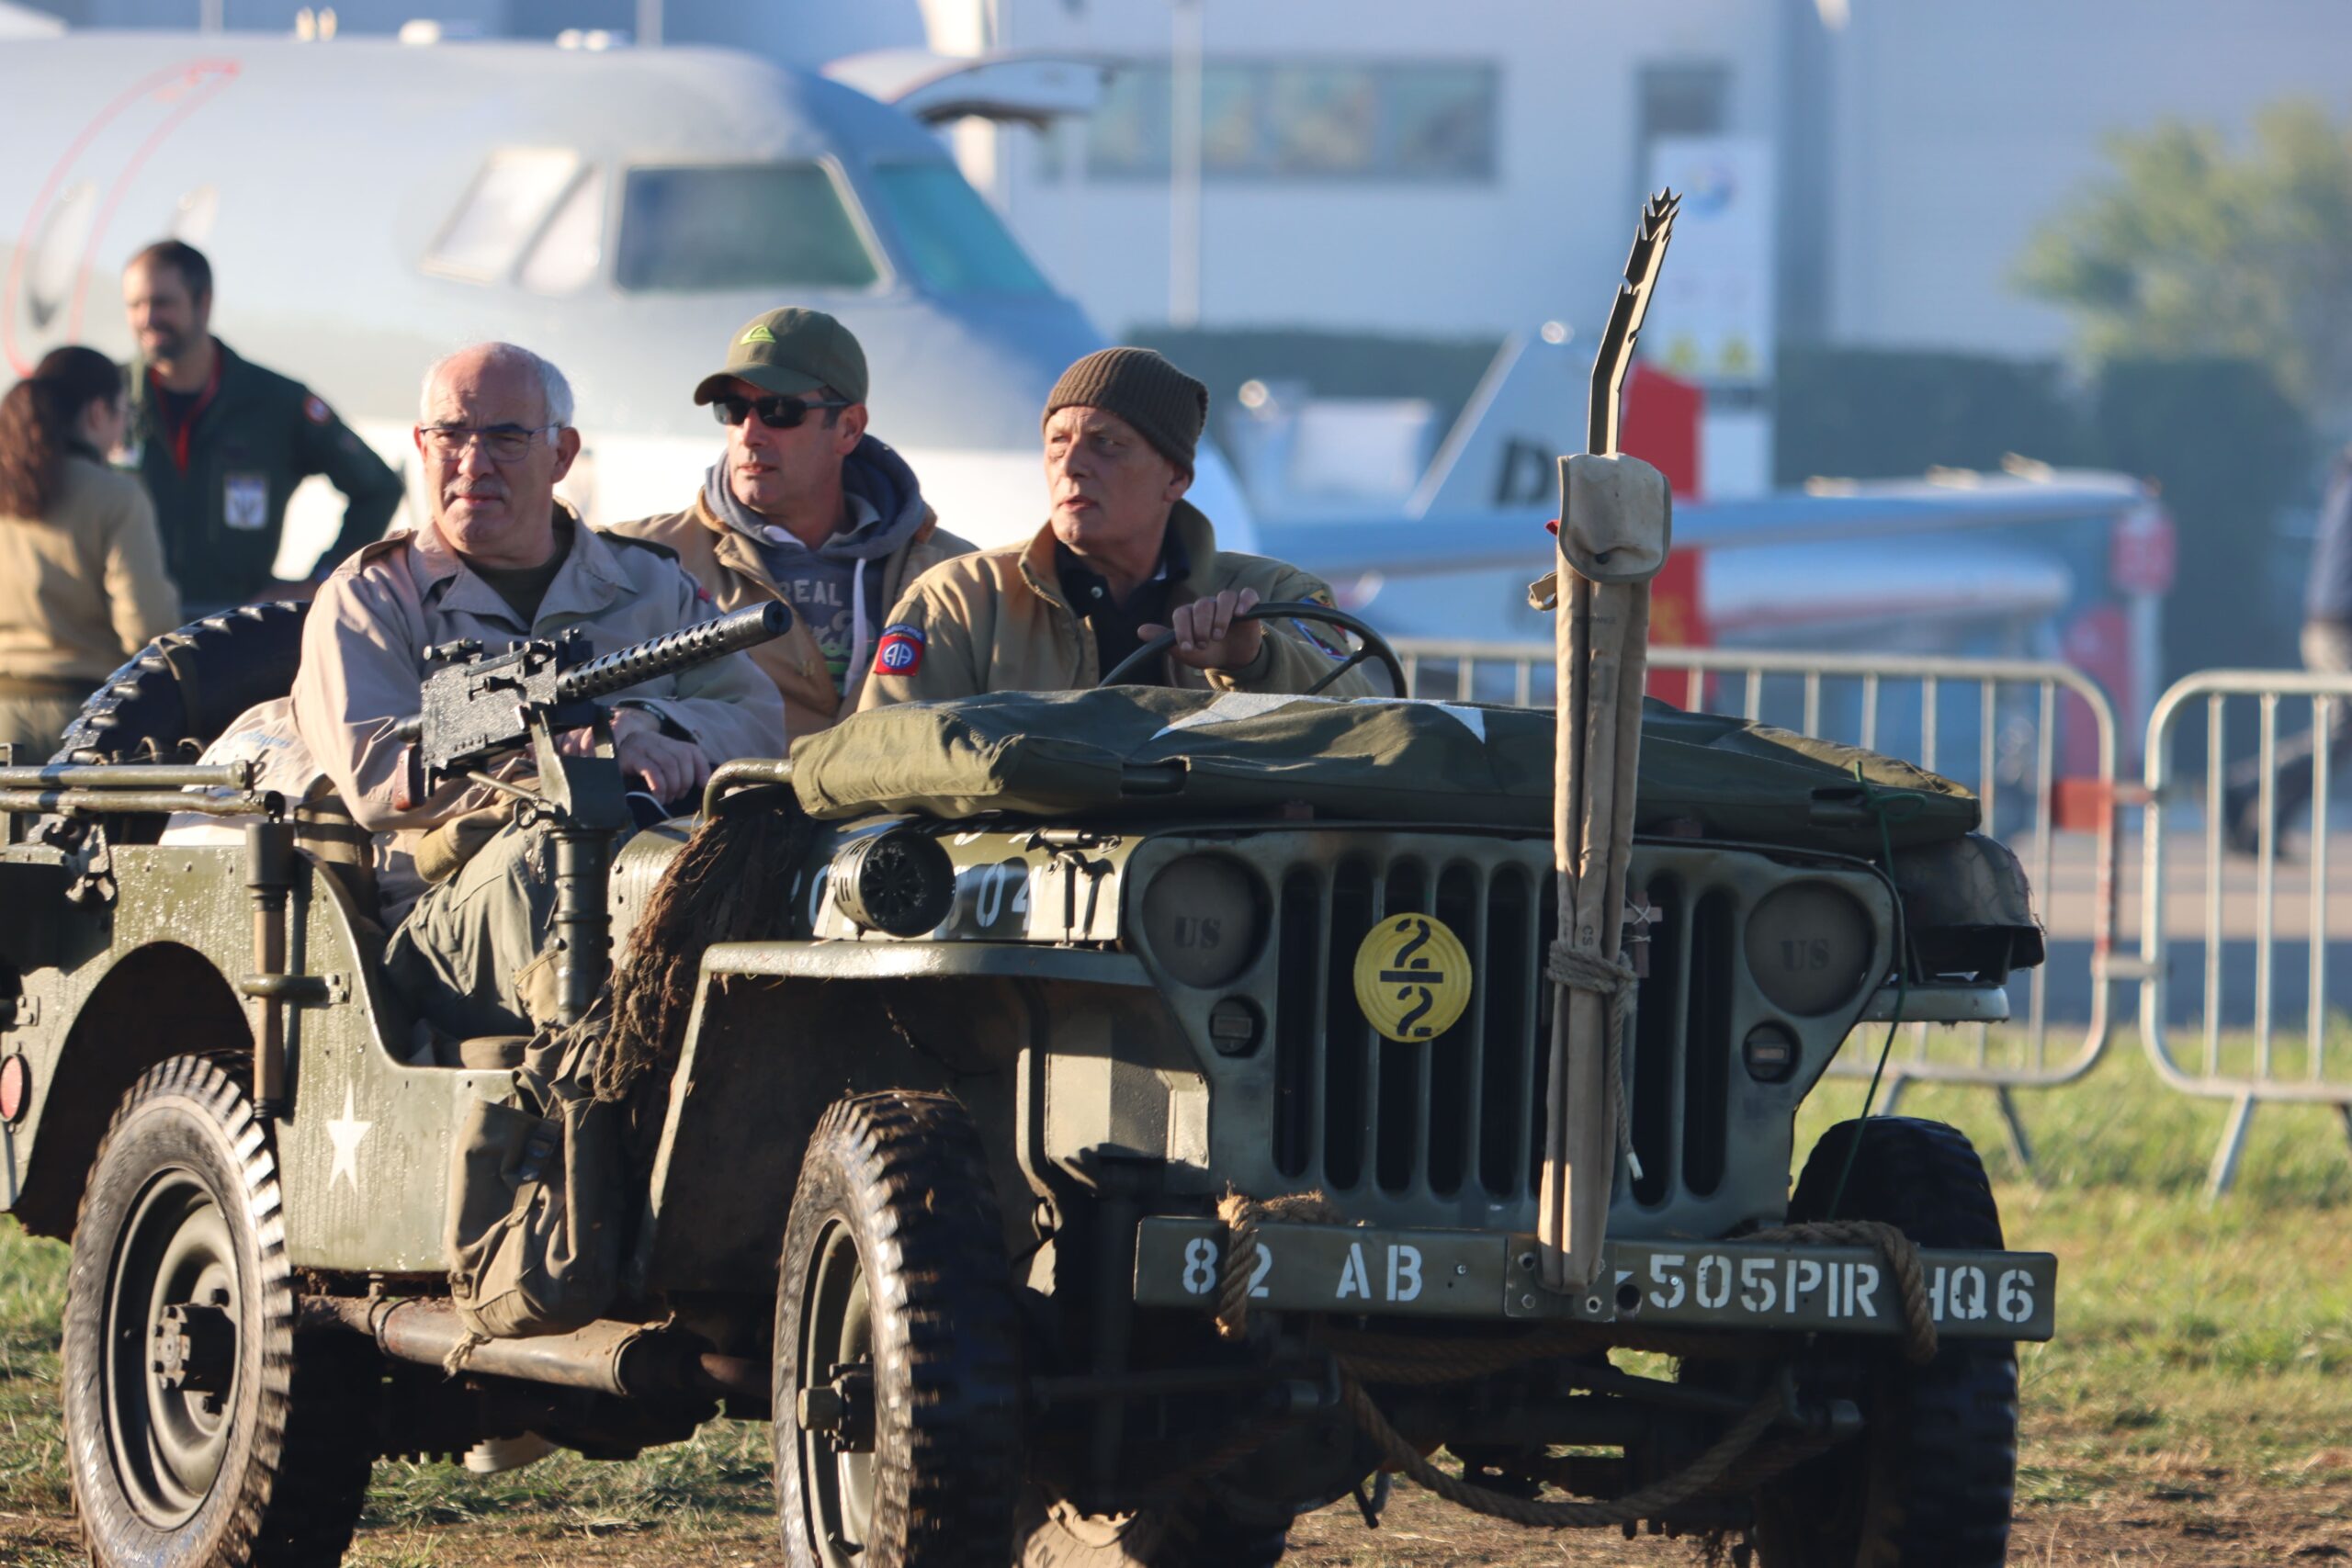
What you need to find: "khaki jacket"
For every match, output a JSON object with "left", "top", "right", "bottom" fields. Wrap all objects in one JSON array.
[
  {"left": 294, "top": 506, "right": 786, "bottom": 913},
  {"left": 0, "top": 454, "right": 180, "bottom": 687},
  {"left": 857, "top": 503, "right": 1374, "bottom": 710},
  {"left": 605, "top": 491, "right": 970, "bottom": 738}
]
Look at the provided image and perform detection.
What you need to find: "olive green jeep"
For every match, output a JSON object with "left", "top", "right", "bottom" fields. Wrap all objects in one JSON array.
[{"left": 0, "top": 594, "right": 2052, "bottom": 1568}]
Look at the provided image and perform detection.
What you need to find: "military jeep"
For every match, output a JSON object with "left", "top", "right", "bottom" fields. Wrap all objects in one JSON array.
[{"left": 0, "top": 593, "right": 2053, "bottom": 1568}]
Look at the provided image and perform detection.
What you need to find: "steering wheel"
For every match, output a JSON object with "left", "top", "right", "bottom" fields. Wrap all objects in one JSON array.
[{"left": 1095, "top": 600, "right": 1407, "bottom": 697}]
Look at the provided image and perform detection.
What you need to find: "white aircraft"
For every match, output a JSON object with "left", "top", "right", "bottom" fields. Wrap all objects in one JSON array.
[{"left": 0, "top": 30, "right": 1256, "bottom": 572}]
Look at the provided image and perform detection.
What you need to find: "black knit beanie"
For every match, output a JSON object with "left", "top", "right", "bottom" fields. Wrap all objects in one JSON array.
[{"left": 1044, "top": 347, "right": 1208, "bottom": 475}]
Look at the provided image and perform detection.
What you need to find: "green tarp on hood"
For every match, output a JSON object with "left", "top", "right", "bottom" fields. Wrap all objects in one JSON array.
[{"left": 790, "top": 689, "right": 1977, "bottom": 858}]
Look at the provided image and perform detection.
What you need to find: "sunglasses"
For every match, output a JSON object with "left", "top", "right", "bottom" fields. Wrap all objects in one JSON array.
[{"left": 712, "top": 394, "right": 851, "bottom": 431}]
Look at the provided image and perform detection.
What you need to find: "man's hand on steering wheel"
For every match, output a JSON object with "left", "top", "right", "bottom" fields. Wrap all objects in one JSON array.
[{"left": 1140, "top": 586, "right": 1263, "bottom": 673}]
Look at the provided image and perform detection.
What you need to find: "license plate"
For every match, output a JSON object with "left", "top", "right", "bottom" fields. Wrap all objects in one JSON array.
[{"left": 1132, "top": 1218, "right": 2055, "bottom": 1342}]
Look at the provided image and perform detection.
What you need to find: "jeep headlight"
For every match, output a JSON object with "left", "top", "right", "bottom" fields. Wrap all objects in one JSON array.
[
  {"left": 1140, "top": 856, "right": 1264, "bottom": 988},
  {"left": 1744, "top": 882, "right": 1874, "bottom": 1017}
]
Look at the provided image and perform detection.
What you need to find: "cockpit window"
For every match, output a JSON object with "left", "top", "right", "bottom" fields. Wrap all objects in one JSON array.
[
  {"left": 615, "top": 164, "right": 880, "bottom": 293},
  {"left": 519, "top": 165, "right": 606, "bottom": 296},
  {"left": 867, "top": 163, "right": 1053, "bottom": 297},
  {"left": 424, "top": 149, "right": 581, "bottom": 283}
]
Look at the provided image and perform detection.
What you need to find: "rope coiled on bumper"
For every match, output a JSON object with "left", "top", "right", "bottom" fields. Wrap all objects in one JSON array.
[{"left": 1203, "top": 1189, "right": 1940, "bottom": 1529}]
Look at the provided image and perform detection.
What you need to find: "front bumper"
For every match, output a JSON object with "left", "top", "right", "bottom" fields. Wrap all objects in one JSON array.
[{"left": 1134, "top": 1217, "right": 2056, "bottom": 1341}]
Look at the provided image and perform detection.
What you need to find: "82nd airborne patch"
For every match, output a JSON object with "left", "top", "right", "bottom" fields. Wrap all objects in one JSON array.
[{"left": 873, "top": 623, "right": 926, "bottom": 677}]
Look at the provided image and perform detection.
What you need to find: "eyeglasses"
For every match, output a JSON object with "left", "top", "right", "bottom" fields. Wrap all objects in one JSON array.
[
  {"left": 711, "top": 394, "right": 851, "bottom": 431},
  {"left": 418, "top": 423, "right": 560, "bottom": 462}
]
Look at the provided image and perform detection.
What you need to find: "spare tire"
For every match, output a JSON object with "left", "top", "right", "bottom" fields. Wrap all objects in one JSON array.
[{"left": 53, "top": 603, "right": 309, "bottom": 767}]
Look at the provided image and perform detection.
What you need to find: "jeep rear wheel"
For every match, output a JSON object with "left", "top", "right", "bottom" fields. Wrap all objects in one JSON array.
[
  {"left": 1749, "top": 1116, "right": 2019, "bottom": 1567},
  {"left": 775, "top": 1091, "right": 1023, "bottom": 1568},
  {"left": 1015, "top": 1489, "right": 1291, "bottom": 1568},
  {"left": 61, "top": 1055, "right": 376, "bottom": 1568}
]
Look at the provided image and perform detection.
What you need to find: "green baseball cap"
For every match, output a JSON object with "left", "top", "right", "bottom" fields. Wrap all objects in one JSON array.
[{"left": 693, "top": 307, "right": 868, "bottom": 406}]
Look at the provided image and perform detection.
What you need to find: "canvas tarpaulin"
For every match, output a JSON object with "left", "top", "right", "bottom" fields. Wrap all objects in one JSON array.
[{"left": 789, "top": 686, "right": 1976, "bottom": 857}]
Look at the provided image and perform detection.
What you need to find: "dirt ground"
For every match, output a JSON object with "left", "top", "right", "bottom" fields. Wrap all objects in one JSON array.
[{"left": 7, "top": 1472, "right": 2349, "bottom": 1566}]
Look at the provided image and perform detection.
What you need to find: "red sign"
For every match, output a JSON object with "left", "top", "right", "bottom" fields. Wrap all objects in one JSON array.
[
  {"left": 2109, "top": 502, "right": 2176, "bottom": 596},
  {"left": 1646, "top": 547, "right": 1710, "bottom": 705},
  {"left": 1622, "top": 363, "right": 1702, "bottom": 500}
]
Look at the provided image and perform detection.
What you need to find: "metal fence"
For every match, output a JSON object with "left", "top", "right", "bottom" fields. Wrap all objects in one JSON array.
[
  {"left": 1391, "top": 639, "right": 2124, "bottom": 1172},
  {"left": 2138, "top": 670, "right": 2352, "bottom": 1196}
]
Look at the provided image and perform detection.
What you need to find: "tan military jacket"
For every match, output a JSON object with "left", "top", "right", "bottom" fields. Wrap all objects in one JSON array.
[
  {"left": 0, "top": 454, "right": 179, "bottom": 687},
  {"left": 856, "top": 502, "right": 1374, "bottom": 710},
  {"left": 605, "top": 491, "right": 970, "bottom": 739},
  {"left": 294, "top": 505, "right": 786, "bottom": 913}
]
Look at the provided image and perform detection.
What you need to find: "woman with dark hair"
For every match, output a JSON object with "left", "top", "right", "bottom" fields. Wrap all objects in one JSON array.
[{"left": 0, "top": 346, "right": 179, "bottom": 756}]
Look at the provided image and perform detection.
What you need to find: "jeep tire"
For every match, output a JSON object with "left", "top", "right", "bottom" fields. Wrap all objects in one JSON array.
[
  {"left": 60, "top": 1055, "right": 377, "bottom": 1567},
  {"left": 1750, "top": 1116, "right": 2020, "bottom": 1567},
  {"left": 775, "top": 1091, "right": 1023, "bottom": 1568}
]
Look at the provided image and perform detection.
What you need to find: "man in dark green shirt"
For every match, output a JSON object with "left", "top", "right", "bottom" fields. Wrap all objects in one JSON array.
[{"left": 122, "top": 240, "right": 404, "bottom": 612}]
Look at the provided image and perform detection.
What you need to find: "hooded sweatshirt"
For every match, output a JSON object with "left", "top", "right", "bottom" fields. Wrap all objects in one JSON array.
[{"left": 702, "top": 435, "right": 931, "bottom": 690}]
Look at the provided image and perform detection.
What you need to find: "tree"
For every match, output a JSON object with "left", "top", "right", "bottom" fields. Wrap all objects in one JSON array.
[{"left": 2018, "top": 101, "right": 2352, "bottom": 421}]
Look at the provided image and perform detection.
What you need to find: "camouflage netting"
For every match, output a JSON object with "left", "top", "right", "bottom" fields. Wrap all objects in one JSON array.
[{"left": 788, "top": 688, "right": 1978, "bottom": 859}]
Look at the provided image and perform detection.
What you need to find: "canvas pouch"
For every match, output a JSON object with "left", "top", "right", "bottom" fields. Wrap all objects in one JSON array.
[{"left": 445, "top": 1009, "right": 628, "bottom": 1339}]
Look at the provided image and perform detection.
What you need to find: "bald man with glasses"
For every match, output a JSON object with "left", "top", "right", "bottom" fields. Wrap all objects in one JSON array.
[
  {"left": 293, "top": 342, "right": 784, "bottom": 1040},
  {"left": 606, "top": 307, "right": 970, "bottom": 739}
]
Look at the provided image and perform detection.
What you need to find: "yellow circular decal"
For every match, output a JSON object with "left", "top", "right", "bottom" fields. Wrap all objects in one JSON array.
[{"left": 1352, "top": 913, "right": 1473, "bottom": 1043}]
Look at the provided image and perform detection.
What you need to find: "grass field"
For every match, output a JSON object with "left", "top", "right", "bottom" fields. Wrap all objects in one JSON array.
[{"left": 4, "top": 1034, "right": 2351, "bottom": 1564}]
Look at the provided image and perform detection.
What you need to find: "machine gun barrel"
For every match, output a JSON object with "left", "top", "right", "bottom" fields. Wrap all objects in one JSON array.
[{"left": 556, "top": 601, "right": 791, "bottom": 705}]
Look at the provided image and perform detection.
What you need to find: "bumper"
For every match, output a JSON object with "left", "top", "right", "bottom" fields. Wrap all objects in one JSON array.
[{"left": 1133, "top": 1217, "right": 2055, "bottom": 1342}]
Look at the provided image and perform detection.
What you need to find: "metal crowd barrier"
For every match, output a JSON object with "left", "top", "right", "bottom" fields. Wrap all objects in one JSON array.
[
  {"left": 2139, "top": 670, "right": 2352, "bottom": 1197},
  {"left": 1391, "top": 639, "right": 2124, "bottom": 1173}
]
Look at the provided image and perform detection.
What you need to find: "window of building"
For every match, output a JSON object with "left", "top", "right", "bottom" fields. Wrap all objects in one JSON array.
[
  {"left": 1087, "top": 60, "right": 1498, "bottom": 182},
  {"left": 424, "top": 149, "right": 581, "bottom": 283},
  {"left": 615, "top": 164, "right": 880, "bottom": 293},
  {"left": 867, "top": 163, "right": 1054, "bottom": 296}
]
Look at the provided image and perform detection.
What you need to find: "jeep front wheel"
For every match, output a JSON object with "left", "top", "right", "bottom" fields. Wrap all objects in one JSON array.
[
  {"left": 60, "top": 1055, "right": 376, "bottom": 1567},
  {"left": 775, "top": 1091, "right": 1023, "bottom": 1568},
  {"left": 1749, "top": 1116, "right": 2020, "bottom": 1567}
]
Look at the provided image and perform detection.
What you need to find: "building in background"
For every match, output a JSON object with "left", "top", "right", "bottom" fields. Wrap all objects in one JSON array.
[{"left": 17, "top": 0, "right": 2352, "bottom": 492}]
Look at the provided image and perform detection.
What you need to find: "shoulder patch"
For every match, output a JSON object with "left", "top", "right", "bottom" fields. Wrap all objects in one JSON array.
[
  {"left": 302, "top": 393, "right": 333, "bottom": 425},
  {"left": 873, "top": 622, "right": 926, "bottom": 677}
]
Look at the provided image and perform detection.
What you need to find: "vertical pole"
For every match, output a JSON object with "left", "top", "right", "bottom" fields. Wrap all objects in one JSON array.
[
  {"left": 198, "top": 0, "right": 224, "bottom": 33},
  {"left": 636, "top": 0, "right": 662, "bottom": 47},
  {"left": 1167, "top": 0, "right": 1204, "bottom": 328}
]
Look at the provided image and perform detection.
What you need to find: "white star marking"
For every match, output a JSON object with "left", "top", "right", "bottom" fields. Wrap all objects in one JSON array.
[{"left": 325, "top": 1085, "right": 371, "bottom": 1194}]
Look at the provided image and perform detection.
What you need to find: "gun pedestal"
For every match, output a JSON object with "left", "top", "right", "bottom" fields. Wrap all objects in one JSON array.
[{"left": 523, "top": 717, "right": 631, "bottom": 1027}]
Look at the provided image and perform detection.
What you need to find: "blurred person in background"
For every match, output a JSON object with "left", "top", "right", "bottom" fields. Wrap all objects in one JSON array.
[
  {"left": 123, "top": 239, "right": 403, "bottom": 612},
  {"left": 2220, "top": 446, "right": 2352, "bottom": 851},
  {"left": 0, "top": 346, "right": 180, "bottom": 758},
  {"left": 2224, "top": 445, "right": 2352, "bottom": 854}
]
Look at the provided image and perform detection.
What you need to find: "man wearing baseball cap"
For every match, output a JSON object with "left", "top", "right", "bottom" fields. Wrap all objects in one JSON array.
[
  {"left": 606, "top": 307, "right": 969, "bottom": 737},
  {"left": 858, "top": 346, "right": 1374, "bottom": 707}
]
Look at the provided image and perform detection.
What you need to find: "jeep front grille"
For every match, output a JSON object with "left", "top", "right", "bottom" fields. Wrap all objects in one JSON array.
[{"left": 1261, "top": 841, "right": 1739, "bottom": 1229}]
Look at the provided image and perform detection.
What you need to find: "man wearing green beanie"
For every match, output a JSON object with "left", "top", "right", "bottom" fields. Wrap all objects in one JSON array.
[{"left": 858, "top": 346, "right": 1375, "bottom": 706}]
